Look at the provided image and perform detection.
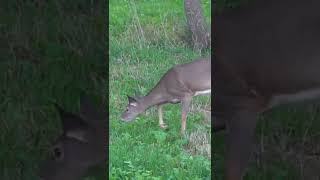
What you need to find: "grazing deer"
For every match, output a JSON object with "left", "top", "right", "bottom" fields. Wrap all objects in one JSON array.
[
  {"left": 39, "top": 96, "right": 107, "bottom": 180},
  {"left": 214, "top": 0, "right": 320, "bottom": 179},
  {"left": 121, "top": 58, "right": 211, "bottom": 135}
]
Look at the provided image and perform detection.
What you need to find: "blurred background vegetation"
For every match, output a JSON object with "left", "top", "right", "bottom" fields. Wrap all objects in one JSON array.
[
  {"left": 0, "top": 1, "right": 106, "bottom": 179},
  {"left": 214, "top": 1, "right": 320, "bottom": 179}
]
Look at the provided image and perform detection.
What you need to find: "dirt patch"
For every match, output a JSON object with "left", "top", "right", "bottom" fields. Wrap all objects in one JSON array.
[
  {"left": 185, "top": 128, "right": 211, "bottom": 159},
  {"left": 184, "top": 108, "right": 211, "bottom": 159}
]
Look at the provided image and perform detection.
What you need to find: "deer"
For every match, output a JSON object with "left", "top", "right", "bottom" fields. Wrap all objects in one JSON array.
[
  {"left": 121, "top": 57, "right": 211, "bottom": 135},
  {"left": 38, "top": 95, "right": 107, "bottom": 180},
  {"left": 213, "top": 0, "right": 320, "bottom": 179}
]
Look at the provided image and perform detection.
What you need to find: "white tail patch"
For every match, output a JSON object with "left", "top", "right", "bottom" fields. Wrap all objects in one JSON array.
[{"left": 194, "top": 89, "right": 211, "bottom": 96}]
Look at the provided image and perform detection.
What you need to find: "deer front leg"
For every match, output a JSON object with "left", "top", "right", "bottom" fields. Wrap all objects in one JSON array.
[
  {"left": 157, "top": 105, "right": 168, "bottom": 129},
  {"left": 180, "top": 96, "right": 192, "bottom": 135},
  {"left": 226, "top": 110, "right": 258, "bottom": 180},
  {"left": 212, "top": 114, "right": 226, "bottom": 132}
]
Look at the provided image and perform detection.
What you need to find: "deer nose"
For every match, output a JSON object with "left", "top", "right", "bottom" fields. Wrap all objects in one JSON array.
[{"left": 120, "top": 115, "right": 135, "bottom": 122}]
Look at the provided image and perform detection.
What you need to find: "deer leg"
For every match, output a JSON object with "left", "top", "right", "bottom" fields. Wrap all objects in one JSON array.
[
  {"left": 180, "top": 96, "right": 192, "bottom": 135},
  {"left": 212, "top": 115, "right": 226, "bottom": 132},
  {"left": 226, "top": 110, "right": 258, "bottom": 180},
  {"left": 157, "top": 105, "right": 168, "bottom": 129}
]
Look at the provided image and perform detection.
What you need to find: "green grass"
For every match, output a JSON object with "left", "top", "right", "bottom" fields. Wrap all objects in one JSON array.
[
  {"left": 0, "top": 1, "right": 106, "bottom": 179},
  {"left": 109, "top": 0, "right": 211, "bottom": 179}
]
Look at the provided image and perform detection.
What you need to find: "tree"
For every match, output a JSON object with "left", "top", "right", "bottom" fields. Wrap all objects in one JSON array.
[{"left": 184, "top": 0, "right": 211, "bottom": 51}]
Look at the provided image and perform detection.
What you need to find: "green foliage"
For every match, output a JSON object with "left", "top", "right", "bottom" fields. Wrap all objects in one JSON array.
[
  {"left": 110, "top": 161, "right": 161, "bottom": 180},
  {"left": 0, "top": 0, "right": 106, "bottom": 179}
]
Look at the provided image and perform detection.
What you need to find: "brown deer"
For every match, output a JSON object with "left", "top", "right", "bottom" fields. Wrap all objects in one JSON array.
[
  {"left": 214, "top": 0, "right": 320, "bottom": 179},
  {"left": 121, "top": 58, "right": 211, "bottom": 135},
  {"left": 120, "top": 0, "right": 211, "bottom": 135},
  {"left": 38, "top": 95, "right": 107, "bottom": 180}
]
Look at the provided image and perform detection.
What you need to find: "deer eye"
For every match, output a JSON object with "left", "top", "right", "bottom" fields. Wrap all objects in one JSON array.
[{"left": 52, "top": 146, "right": 64, "bottom": 161}]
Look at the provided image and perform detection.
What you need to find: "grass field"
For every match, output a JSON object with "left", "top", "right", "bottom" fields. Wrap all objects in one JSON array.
[
  {"left": 109, "top": 0, "right": 211, "bottom": 179},
  {"left": 0, "top": 1, "right": 106, "bottom": 179}
]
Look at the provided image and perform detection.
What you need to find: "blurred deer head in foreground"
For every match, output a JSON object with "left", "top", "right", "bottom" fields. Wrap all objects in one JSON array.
[{"left": 39, "top": 95, "right": 107, "bottom": 180}]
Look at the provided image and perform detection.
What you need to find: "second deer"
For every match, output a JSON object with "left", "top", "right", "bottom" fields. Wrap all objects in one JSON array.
[{"left": 39, "top": 95, "right": 107, "bottom": 180}]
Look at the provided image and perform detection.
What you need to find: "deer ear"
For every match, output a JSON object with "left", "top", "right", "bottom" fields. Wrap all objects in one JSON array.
[
  {"left": 54, "top": 103, "right": 90, "bottom": 143},
  {"left": 80, "top": 95, "right": 99, "bottom": 120},
  {"left": 65, "top": 128, "right": 90, "bottom": 143},
  {"left": 127, "top": 95, "right": 137, "bottom": 103},
  {"left": 80, "top": 94, "right": 107, "bottom": 121},
  {"left": 127, "top": 96, "right": 138, "bottom": 107}
]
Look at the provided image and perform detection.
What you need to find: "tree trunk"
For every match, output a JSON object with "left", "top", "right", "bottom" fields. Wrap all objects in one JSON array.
[{"left": 184, "top": 0, "right": 211, "bottom": 51}]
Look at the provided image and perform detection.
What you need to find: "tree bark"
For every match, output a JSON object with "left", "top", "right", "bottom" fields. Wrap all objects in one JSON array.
[{"left": 184, "top": 0, "right": 211, "bottom": 51}]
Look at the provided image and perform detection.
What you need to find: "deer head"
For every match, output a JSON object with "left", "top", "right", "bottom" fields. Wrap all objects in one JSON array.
[
  {"left": 121, "top": 95, "right": 147, "bottom": 122},
  {"left": 39, "top": 95, "right": 107, "bottom": 180}
]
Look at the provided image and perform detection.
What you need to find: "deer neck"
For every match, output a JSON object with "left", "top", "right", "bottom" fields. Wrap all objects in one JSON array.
[{"left": 141, "top": 91, "right": 166, "bottom": 109}]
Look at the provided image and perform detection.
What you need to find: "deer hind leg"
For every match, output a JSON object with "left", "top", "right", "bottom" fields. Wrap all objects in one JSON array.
[
  {"left": 226, "top": 109, "right": 258, "bottom": 180},
  {"left": 180, "top": 96, "right": 192, "bottom": 135},
  {"left": 157, "top": 105, "right": 168, "bottom": 129},
  {"left": 212, "top": 113, "right": 226, "bottom": 132}
]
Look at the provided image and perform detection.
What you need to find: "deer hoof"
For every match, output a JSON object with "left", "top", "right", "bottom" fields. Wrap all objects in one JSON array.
[{"left": 159, "top": 123, "right": 168, "bottom": 129}]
